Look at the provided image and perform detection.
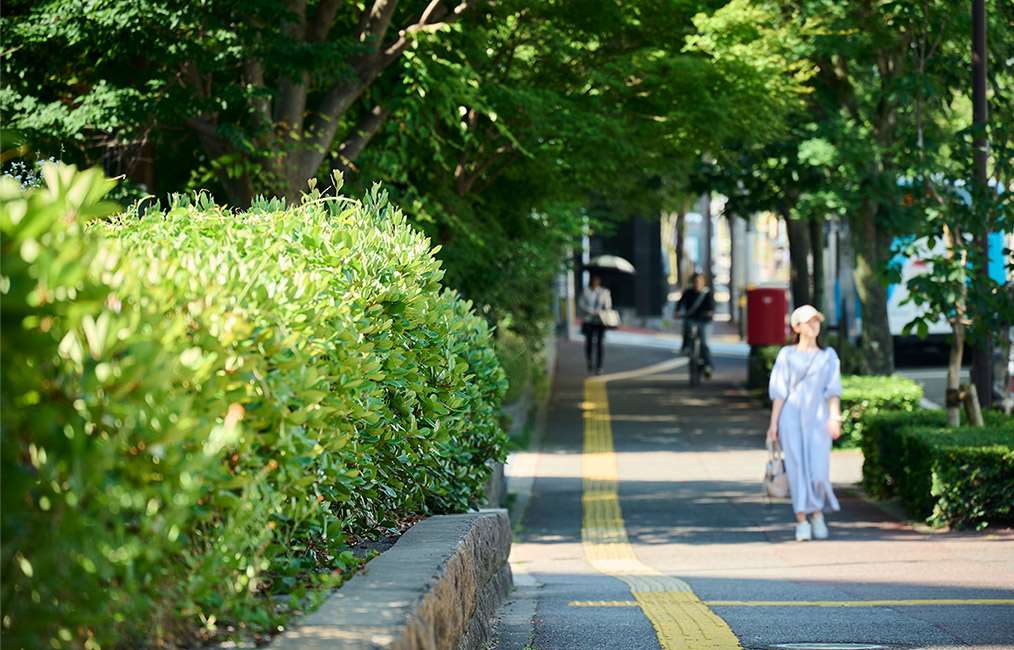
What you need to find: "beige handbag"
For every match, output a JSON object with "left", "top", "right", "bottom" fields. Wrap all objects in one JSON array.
[
  {"left": 597, "top": 308, "right": 621, "bottom": 329},
  {"left": 763, "top": 438, "right": 790, "bottom": 498}
]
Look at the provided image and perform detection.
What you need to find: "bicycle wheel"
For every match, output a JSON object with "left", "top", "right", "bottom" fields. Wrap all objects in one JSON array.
[{"left": 689, "top": 337, "right": 701, "bottom": 387}]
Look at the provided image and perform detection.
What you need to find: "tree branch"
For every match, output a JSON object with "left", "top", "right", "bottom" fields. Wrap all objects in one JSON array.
[
  {"left": 473, "top": 149, "right": 523, "bottom": 195},
  {"left": 381, "top": 0, "right": 482, "bottom": 64},
  {"left": 331, "top": 103, "right": 393, "bottom": 176},
  {"left": 308, "top": 0, "right": 342, "bottom": 43},
  {"left": 301, "top": 1, "right": 481, "bottom": 181},
  {"left": 284, "top": 0, "right": 308, "bottom": 40},
  {"left": 356, "top": 0, "right": 402, "bottom": 44}
]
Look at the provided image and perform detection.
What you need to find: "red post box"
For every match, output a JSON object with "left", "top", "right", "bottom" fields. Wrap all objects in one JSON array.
[{"left": 746, "top": 288, "right": 788, "bottom": 346}]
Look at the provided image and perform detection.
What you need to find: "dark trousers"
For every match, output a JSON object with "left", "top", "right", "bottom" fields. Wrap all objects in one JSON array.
[{"left": 584, "top": 322, "right": 606, "bottom": 370}]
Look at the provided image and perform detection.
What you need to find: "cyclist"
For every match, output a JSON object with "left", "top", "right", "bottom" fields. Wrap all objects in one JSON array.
[{"left": 676, "top": 273, "right": 715, "bottom": 378}]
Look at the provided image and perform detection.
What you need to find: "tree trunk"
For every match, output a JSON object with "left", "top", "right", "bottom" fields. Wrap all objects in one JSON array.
[
  {"left": 184, "top": 1, "right": 480, "bottom": 207},
  {"left": 942, "top": 223, "right": 969, "bottom": 425},
  {"left": 809, "top": 218, "right": 826, "bottom": 314},
  {"left": 850, "top": 203, "right": 894, "bottom": 375},
  {"left": 675, "top": 210, "right": 686, "bottom": 288},
  {"left": 946, "top": 320, "right": 965, "bottom": 426},
  {"left": 782, "top": 206, "right": 811, "bottom": 309}
]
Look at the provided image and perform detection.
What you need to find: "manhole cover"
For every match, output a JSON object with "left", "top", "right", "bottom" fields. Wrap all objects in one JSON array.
[{"left": 774, "top": 645, "right": 891, "bottom": 650}]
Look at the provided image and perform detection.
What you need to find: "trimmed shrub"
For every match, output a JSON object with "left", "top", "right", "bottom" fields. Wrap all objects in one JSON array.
[
  {"left": 859, "top": 409, "right": 948, "bottom": 499},
  {"left": 838, "top": 374, "right": 924, "bottom": 448},
  {"left": 860, "top": 409, "right": 1014, "bottom": 529},
  {"left": 926, "top": 420, "right": 1014, "bottom": 529},
  {"left": 1, "top": 166, "right": 210, "bottom": 648},
  {"left": 1, "top": 167, "right": 507, "bottom": 648}
]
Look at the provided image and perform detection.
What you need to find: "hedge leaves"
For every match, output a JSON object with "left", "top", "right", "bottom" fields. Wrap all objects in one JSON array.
[{"left": 1, "top": 167, "right": 507, "bottom": 648}]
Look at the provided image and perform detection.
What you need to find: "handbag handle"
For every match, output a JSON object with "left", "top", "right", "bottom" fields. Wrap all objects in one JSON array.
[{"left": 766, "top": 437, "right": 784, "bottom": 457}]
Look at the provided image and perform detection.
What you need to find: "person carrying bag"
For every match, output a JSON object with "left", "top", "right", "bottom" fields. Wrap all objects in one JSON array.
[
  {"left": 579, "top": 275, "right": 614, "bottom": 374},
  {"left": 765, "top": 305, "right": 843, "bottom": 542}
]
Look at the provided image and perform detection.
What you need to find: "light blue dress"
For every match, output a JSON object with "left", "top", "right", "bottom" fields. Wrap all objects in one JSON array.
[{"left": 768, "top": 346, "right": 843, "bottom": 514}]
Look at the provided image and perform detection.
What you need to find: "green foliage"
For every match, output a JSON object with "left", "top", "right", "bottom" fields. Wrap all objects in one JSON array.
[
  {"left": 3, "top": 0, "right": 824, "bottom": 359},
  {"left": 2, "top": 165, "right": 216, "bottom": 647},
  {"left": 495, "top": 330, "right": 532, "bottom": 406},
  {"left": 838, "top": 375, "right": 924, "bottom": 449},
  {"left": 698, "top": 0, "right": 1014, "bottom": 375},
  {"left": 859, "top": 410, "right": 948, "bottom": 500},
  {"left": 860, "top": 410, "right": 1014, "bottom": 529},
  {"left": 747, "top": 344, "right": 783, "bottom": 391},
  {"left": 1, "top": 167, "right": 507, "bottom": 648},
  {"left": 927, "top": 421, "right": 1014, "bottom": 530},
  {"left": 893, "top": 131, "right": 1014, "bottom": 348}
]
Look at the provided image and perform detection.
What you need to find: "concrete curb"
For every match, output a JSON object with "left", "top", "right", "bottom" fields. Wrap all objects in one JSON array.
[{"left": 269, "top": 509, "right": 512, "bottom": 650}]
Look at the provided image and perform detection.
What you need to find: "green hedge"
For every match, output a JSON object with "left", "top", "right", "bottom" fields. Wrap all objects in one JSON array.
[
  {"left": 838, "top": 375, "right": 923, "bottom": 448},
  {"left": 860, "top": 410, "right": 1014, "bottom": 529},
  {"left": 1, "top": 167, "right": 507, "bottom": 648}
]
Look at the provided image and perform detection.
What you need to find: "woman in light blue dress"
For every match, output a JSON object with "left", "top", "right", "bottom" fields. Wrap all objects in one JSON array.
[{"left": 766, "top": 305, "right": 843, "bottom": 541}]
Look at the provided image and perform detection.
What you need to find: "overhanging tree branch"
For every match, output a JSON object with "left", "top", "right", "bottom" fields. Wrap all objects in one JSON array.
[{"left": 299, "top": 1, "right": 483, "bottom": 187}]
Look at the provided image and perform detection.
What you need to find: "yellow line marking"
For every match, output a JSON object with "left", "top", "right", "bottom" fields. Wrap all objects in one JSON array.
[
  {"left": 582, "top": 375, "right": 741, "bottom": 649},
  {"left": 572, "top": 599, "right": 1014, "bottom": 607}
]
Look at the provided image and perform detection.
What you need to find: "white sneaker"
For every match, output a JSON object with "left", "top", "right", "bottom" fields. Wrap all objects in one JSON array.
[
  {"left": 811, "top": 512, "right": 829, "bottom": 539},
  {"left": 795, "top": 521, "right": 812, "bottom": 541}
]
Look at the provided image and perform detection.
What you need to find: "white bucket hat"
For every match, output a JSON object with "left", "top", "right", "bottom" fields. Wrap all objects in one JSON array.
[{"left": 790, "top": 304, "right": 824, "bottom": 327}]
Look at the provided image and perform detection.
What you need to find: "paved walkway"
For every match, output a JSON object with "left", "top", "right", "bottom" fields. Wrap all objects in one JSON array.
[{"left": 494, "top": 328, "right": 1014, "bottom": 649}]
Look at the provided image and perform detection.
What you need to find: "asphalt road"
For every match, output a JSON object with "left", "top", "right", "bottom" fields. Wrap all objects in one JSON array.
[{"left": 492, "top": 335, "right": 1014, "bottom": 650}]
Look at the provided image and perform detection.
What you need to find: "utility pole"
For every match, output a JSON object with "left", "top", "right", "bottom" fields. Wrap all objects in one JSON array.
[{"left": 970, "top": 0, "right": 993, "bottom": 410}]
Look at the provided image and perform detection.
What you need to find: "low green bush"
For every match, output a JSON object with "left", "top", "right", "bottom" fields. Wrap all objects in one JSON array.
[
  {"left": 1, "top": 167, "right": 507, "bottom": 648},
  {"left": 860, "top": 409, "right": 1014, "bottom": 529},
  {"left": 838, "top": 375, "right": 923, "bottom": 448},
  {"left": 859, "top": 409, "right": 948, "bottom": 499},
  {"left": 925, "top": 420, "right": 1014, "bottom": 529}
]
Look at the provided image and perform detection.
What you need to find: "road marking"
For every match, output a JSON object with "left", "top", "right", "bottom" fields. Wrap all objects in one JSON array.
[
  {"left": 582, "top": 366, "right": 742, "bottom": 649},
  {"left": 571, "top": 599, "right": 1014, "bottom": 607}
]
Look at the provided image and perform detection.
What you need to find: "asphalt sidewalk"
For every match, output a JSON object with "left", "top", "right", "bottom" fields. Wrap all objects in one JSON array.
[{"left": 494, "top": 327, "right": 1014, "bottom": 649}]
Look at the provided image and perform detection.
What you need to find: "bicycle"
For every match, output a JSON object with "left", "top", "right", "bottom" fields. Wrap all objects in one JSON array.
[{"left": 686, "top": 320, "right": 703, "bottom": 387}]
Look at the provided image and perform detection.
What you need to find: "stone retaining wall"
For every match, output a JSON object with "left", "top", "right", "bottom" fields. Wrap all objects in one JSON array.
[{"left": 269, "top": 510, "right": 512, "bottom": 650}]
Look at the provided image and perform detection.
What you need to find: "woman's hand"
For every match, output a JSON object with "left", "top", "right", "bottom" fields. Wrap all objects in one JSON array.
[
  {"left": 828, "top": 417, "right": 841, "bottom": 440},
  {"left": 766, "top": 424, "right": 778, "bottom": 442}
]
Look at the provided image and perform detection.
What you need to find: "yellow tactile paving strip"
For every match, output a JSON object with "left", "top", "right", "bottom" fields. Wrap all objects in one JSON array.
[{"left": 582, "top": 375, "right": 742, "bottom": 649}]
